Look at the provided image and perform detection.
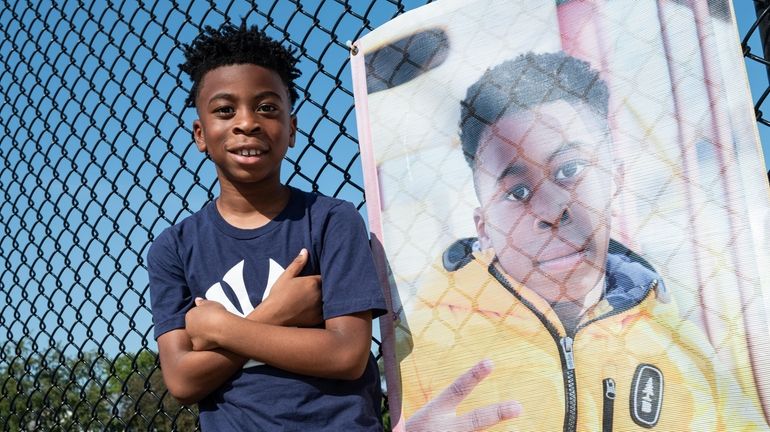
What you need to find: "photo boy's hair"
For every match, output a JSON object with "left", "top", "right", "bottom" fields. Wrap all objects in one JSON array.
[
  {"left": 179, "top": 22, "right": 301, "bottom": 108},
  {"left": 459, "top": 51, "right": 609, "bottom": 168}
]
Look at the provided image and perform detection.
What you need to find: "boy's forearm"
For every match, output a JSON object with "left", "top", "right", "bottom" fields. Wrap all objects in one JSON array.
[
  {"left": 158, "top": 330, "right": 247, "bottom": 405},
  {"left": 169, "top": 348, "right": 247, "bottom": 404},
  {"left": 160, "top": 302, "right": 315, "bottom": 405},
  {"left": 207, "top": 311, "right": 373, "bottom": 380}
]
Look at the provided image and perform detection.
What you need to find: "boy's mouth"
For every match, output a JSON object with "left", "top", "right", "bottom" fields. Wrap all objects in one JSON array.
[
  {"left": 235, "top": 148, "right": 266, "bottom": 157},
  {"left": 536, "top": 247, "right": 587, "bottom": 273}
]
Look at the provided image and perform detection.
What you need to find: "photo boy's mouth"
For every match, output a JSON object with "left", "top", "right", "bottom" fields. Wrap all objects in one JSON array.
[{"left": 536, "top": 246, "right": 588, "bottom": 272}]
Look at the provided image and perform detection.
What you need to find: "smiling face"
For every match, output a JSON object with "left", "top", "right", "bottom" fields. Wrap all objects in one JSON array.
[
  {"left": 472, "top": 100, "right": 616, "bottom": 304},
  {"left": 193, "top": 64, "right": 296, "bottom": 190}
]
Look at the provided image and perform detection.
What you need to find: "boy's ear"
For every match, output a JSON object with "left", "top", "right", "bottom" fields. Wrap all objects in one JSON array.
[
  {"left": 473, "top": 207, "right": 491, "bottom": 250},
  {"left": 289, "top": 115, "right": 297, "bottom": 148},
  {"left": 193, "top": 119, "right": 206, "bottom": 152}
]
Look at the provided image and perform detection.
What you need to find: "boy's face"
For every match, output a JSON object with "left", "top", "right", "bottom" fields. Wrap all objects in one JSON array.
[
  {"left": 472, "top": 100, "right": 616, "bottom": 305},
  {"left": 193, "top": 64, "right": 296, "bottom": 188}
]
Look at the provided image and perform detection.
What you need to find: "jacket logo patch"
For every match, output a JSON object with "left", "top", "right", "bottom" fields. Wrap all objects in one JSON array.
[{"left": 630, "top": 364, "right": 663, "bottom": 428}]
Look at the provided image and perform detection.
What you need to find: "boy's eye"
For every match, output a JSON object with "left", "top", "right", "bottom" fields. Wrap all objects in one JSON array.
[
  {"left": 555, "top": 160, "right": 587, "bottom": 181},
  {"left": 504, "top": 184, "right": 532, "bottom": 202},
  {"left": 214, "top": 106, "right": 235, "bottom": 116},
  {"left": 257, "top": 104, "right": 277, "bottom": 113}
]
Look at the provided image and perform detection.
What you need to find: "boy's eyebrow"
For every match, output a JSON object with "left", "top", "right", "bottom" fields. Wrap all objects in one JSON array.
[
  {"left": 497, "top": 163, "right": 527, "bottom": 182},
  {"left": 496, "top": 141, "right": 583, "bottom": 182},
  {"left": 546, "top": 141, "right": 581, "bottom": 164},
  {"left": 206, "top": 90, "right": 285, "bottom": 104}
]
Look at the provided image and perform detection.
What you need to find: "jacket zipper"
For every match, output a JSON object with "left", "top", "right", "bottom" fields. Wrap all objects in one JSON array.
[
  {"left": 602, "top": 378, "right": 616, "bottom": 432},
  {"left": 560, "top": 336, "right": 578, "bottom": 431},
  {"left": 489, "top": 265, "right": 658, "bottom": 432},
  {"left": 490, "top": 264, "right": 579, "bottom": 432}
]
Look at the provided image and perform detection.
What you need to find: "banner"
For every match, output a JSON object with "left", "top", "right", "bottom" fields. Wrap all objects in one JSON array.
[{"left": 351, "top": 0, "right": 770, "bottom": 430}]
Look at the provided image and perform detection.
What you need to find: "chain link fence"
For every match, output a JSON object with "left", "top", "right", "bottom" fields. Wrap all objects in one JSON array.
[{"left": 0, "top": 1, "right": 766, "bottom": 430}]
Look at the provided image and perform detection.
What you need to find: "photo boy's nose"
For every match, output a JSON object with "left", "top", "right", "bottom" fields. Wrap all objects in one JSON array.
[
  {"left": 532, "top": 181, "right": 571, "bottom": 229},
  {"left": 537, "top": 208, "right": 570, "bottom": 230}
]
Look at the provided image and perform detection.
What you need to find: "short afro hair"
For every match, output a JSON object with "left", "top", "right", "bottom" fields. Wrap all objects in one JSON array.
[
  {"left": 459, "top": 51, "right": 608, "bottom": 168},
  {"left": 179, "top": 22, "right": 301, "bottom": 108}
]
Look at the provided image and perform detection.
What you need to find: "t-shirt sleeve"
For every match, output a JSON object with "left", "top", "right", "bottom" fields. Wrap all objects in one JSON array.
[
  {"left": 319, "top": 201, "right": 387, "bottom": 320},
  {"left": 147, "top": 229, "right": 192, "bottom": 339}
]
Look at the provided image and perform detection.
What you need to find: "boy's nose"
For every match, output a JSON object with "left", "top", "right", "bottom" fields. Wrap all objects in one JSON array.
[
  {"left": 531, "top": 182, "right": 571, "bottom": 230},
  {"left": 537, "top": 209, "right": 570, "bottom": 230},
  {"left": 234, "top": 111, "right": 261, "bottom": 134}
]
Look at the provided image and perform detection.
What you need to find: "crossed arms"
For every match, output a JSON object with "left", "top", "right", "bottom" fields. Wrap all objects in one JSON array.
[{"left": 156, "top": 250, "right": 373, "bottom": 405}]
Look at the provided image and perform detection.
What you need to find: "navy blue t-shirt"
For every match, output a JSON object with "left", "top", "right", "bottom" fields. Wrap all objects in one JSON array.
[{"left": 148, "top": 187, "right": 387, "bottom": 431}]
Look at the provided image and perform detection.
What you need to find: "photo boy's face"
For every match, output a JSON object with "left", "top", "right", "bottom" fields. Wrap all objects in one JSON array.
[{"left": 473, "top": 100, "right": 615, "bottom": 304}]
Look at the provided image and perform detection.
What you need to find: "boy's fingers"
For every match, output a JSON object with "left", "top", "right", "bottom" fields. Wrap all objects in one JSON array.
[
  {"left": 457, "top": 401, "right": 521, "bottom": 431},
  {"left": 281, "top": 248, "right": 308, "bottom": 278},
  {"left": 296, "top": 274, "right": 321, "bottom": 284},
  {"left": 433, "top": 359, "right": 494, "bottom": 409},
  {"left": 194, "top": 297, "right": 205, "bottom": 306}
]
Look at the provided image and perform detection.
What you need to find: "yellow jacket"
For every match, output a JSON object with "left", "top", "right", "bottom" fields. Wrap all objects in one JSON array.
[{"left": 398, "top": 242, "right": 767, "bottom": 431}]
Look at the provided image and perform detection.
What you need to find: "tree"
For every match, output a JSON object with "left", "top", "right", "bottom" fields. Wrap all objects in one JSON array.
[
  {"left": 0, "top": 340, "right": 197, "bottom": 431},
  {"left": 0, "top": 340, "right": 116, "bottom": 430},
  {"left": 108, "top": 349, "right": 198, "bottom": 431}
]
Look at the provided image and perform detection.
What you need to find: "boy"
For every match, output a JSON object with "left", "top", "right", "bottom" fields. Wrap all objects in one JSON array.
[
  {"left": 148, "top": 23, "right": 386, "bottom": 430},
  {"left": 401, "top": 52, "right": 766, "bottom": 430}
]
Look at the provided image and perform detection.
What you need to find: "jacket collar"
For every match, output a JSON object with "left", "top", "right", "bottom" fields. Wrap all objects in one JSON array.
[
  {"left": 604, "top": 239, "right": 668, "bottom": 309},
  {"left": 465, "top": 239, "right": 666, "bottom": 328}
]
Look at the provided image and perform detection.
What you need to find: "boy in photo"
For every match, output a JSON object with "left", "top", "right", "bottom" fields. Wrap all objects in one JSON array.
[{"left": 401, "top": 51, "right": 765, "bottom": 431}]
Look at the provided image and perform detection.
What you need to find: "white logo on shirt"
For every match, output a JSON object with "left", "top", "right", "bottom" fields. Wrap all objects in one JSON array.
[{"left": 204, "top": 259, "right": 285, "bottom": 368}]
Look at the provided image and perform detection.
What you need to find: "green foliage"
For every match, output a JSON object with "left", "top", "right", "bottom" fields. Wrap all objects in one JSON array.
[
  {"left": 108, "top": 349, "right": 198, "bottom": 431},
  {"left": 0, "top": 340, "right": 197, "bottom": 431},
  {"left": 381, "top": 395, "right": 391, "bottom": 431},
  {"left": 0, "top": 339, "right": 391, "bottom": 430}
]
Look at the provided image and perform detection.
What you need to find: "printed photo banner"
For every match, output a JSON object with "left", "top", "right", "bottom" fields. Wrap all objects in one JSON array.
[{"left": 351, "top": 0, "right": 770, "bottom": 430}]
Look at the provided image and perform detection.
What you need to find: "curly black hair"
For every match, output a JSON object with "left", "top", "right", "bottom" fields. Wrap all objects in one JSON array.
[
  {"left": 179, "top": 22, "right": 301, "bottom": 108},
  {"left": 459, "top": 51, "right": 608, "bottom": 169}
]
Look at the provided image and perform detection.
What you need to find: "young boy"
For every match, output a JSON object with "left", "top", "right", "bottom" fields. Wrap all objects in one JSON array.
[
  {"left": 400, "top": 52, "right": 766, "bottom": 430},
  {"left": 148, "top": 23, "right": 386, "bottom": 430}
]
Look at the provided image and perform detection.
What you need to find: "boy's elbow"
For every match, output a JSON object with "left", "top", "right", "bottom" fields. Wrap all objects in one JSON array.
[
  {"left": 164, "top": 376, "right": 204, "bottom": 405},
  {"left": 168, "top": 386, "right": 203, "bottom": 406},
  {"left": 332, "top": 348, "right": 370, "bottom": 380},
  {"left": 334, "top": 362, "right": 367, "bottom": 380},
  {"left": 325, "top": 314, "right": 375, "bottom": 380}
]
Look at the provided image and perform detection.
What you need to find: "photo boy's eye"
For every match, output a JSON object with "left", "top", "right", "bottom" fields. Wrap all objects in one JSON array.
[
  {"left": 257, "top": 104, "right": 277, "bottom": 112},
  {"left": 505, "top": 184, "right": 531, "bottom": 202},
  {"left": 215, "top": 106, "right": 234, "bottom": 115},
  {"left": 555, "top": 160, "right": 587, "bottom": 181}
]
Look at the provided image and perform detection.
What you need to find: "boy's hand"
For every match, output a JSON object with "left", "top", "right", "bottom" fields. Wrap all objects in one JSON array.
[
  {"left": 405, "top": 360, "right": 521, "bottom": 431},
  {"left": 186, "top": 298, "right": 231, "bottom": 351},
  {"left": 249, "top": 248, "right": 323, "bottom": 327}
]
